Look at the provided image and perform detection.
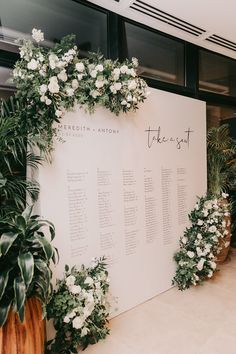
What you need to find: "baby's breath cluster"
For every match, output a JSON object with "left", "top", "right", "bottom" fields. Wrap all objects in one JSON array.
[
  {"left": 13, "top": 29, "right": 148, "bottom": 150},
  {"left": 46, "top": 257, "right": 110, "bottom": 354},
  {"left": 173, "top": 193, "right": 231, "bottom": 290}
]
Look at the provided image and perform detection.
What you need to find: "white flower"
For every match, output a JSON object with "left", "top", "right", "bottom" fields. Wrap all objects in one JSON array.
[
  {"left": 39, "top": 84, "right": 47, "bottom": 94},
  {"left": 40, "top": 95, "right": 45, "bottom": 102},
  {"left": 209, "top": 261, "right": 216, "bottom": 270},
  {"left": 55, "top": 110, "right": 63, "bottom": 118},
  {"left": 95, "top": 64, "right": 104, "bottom": 72},
  {"left": 95, "top": 80, "right": 105, "bottom": 89},
  {"left": 48, "top": 76, "right": 60, "bottom": 94},
  {"left": 130, "top": 68, "right": 136, "bottom": 77},
  {"left": 132, "top": 57, "right": 139, "bottom": 67},
  {"left": 27, "top": 59, "right": 38, "bottom": 70},
  {"left": 90, "top": 90, "right": 100, "bottom": 98},
  {"left": 195, "top": 203, "right": 199, "bottom": 210},
  {"left": 204, "top": 201, "right": 212, "bottom": 210},
  {"left": 203, "top": 209, "right": 208, "bottom": 217},
  {"left": 90, "top": 70, "right": 98, "bottom": 78},
  {"left": 197, "top": 258, "right": 205, "bottom": 271},
  {"left": 65, "top": 275, "right": 76, "bottom": 287},
  {"left": 196, "top": 247, "right": 203, "bottom": 257},
  {"left": 121, "top": 100, "right": 127, "bottom": 105},
  {"left": 68, "top": 310, "right": 76, "bottom": 318},
  {"left": 32, "top": 28, "right": 44, "bottom": 43},
  {"left": 128, "top": 80, "right": 137, "bottom": 90},
  {"left": 120, "top": 65, "right": 128, "bottom": 74},
  {"left": 66, "top": 87, "right": 74, "bottom": 97},
  {"left": 72, "top": 316, "right": 84, "bottom": 329},
  {"left": 45, "top": 98, "right": 52, "bottom": 105},
  {"left": 81, "top": 327, "right": 89, "bottom": 337},
  {"left": 208, "top": 270, "right": 213, "bottom": 278},
  {"left": 72, "top": 79, "right": 79, "bottom": 90},
  {"left": 113, "top": 68, "right": 120, "bottom": 76},
  {"left": 84, "top": 277, "right": 94, "bottom": 286},
  {"left": 222, "top": 220, "right": 226, "bottom": 228},
  {"left": 187, "top": 251, "right": 195, "bottom": 258},
  {"left": 76, "top": 62, "right": 85, "bottom": 72},
  {"left": 197, "top": 219, "right": 204, "bottom": 226},
  {"left": 208, "top": 225, "right": 217, "bottom": 233},
  {"left": 49, "top": 54, "right": 58, "bottom": 70},
  {"left": 57, "top": 70, "right": 68, "bottom": 82},
  {"left": 110, "top": 85, "right": 117, "bottom": 94},
  {"left": 222, "top": 192, "right": 229, "bottom": 199},
  {"left": 114, "top": 82, "right": 122, "bottom": 91},
  {"left": 77, "top": 74, "right": 84, "bottom": 81},
  {"left": 197, "top": 233, "right": 202, "bottom": 240},
  {"left": 70, "top": 284, "right": 81, "bottom": 294},
  {"left": 181, "top": 236, "right": 187, "bottom": 244},
  {"left": 63, "top": 316, "right": 70, "bottom": 323}
]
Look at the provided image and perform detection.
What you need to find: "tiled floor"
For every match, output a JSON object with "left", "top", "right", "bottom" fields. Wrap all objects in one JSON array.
[{"left": 85, "top": 250, "right": 236, "bottom": 354}]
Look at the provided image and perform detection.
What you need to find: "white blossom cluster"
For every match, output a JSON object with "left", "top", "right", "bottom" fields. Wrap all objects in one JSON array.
[
  {"left": 13, "top": 28, "right": 148, "bottom": 120},
  {"left": 173, "top": 192, "right": 231, "bottom": 290}
]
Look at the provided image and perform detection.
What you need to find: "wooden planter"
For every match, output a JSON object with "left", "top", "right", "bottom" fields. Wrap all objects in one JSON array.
[
  {"left": 0, "top": 297, "right": 45, "bottom": 354},
  {"left": 216, "top": 210, "right": 231, "bottom": 264}
]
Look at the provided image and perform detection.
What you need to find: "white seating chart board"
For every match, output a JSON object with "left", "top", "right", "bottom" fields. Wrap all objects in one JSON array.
[{"left": 37, "top": 88, "right": 206, "bottom": 316}]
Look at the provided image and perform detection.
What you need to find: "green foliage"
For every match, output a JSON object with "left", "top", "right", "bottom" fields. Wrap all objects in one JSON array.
[
  {"left": 207, "top": 124, "right": 236, "bottom": 195},
  {"left": 173, "top": 194, "right": 230, "bottom": 290},
  {"left": 46, "top": 257, "right": 110, "bottom": 354},
  {"left": 0, "top": 205, "right": 58, "bottom": 326}
]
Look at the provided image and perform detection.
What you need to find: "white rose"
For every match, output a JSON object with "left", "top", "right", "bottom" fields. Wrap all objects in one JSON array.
[
  {"left": 181, "top": 236, "right": 187, "bottom": 244},
  {"left": 72, "top": 79, "right": 79, "bottom": 90},
  {"left": 32, "top": 28, "right": 44, "bottom": 43},
  {"left": 39, "top": 84, "right": 47, "bottom": 94},
  {"left": 126, "top": 68, "right": 131, "bottom": 75},
  {"left": 95, "top": 80, "right": 105, "bottom": 89},
  {"left": 72, "top": 316, "right": 84, "bottom": 329},
  {"left": 40, "top": 95, "right": 45, "bottom": 102},
  {"left": 76, "top": 62, "right": 85, "bottom": 72},
  {"left": 209, "top": 261, "right": 216, "bottom": 270},
  {"left": 95, "top": 64, "right": 104, "bottom": 72},
  {"left": 128, "top": 80, "right": 137, "bottom": 90},
  {"left": 55, "top": 110, "right": 62, "bottom": 118},
  {"left": 90, "top": 90, "right": 100, "bottom": 98},
  {"left": 77, "top": 74, "right": 84, "bottom": 81},
  {"left": 63, "top": 316, "right": 70, "bottom": 323},
  {"left": 197, "top": 258, "right": 205, "bottom": 271},
  {"left": 81, "top": 327, "right": 89, "bottom": 337},
  {"left": 197, "top": 219, "right": 204, "bottom": 226},
  {"left": 65, "top": 275, "right": 76, "bottom": 287},
  {"left": 120, "top": 65, "right": 128, "bottom": 74},
  {"left": 203, "top": 209, "right": 208, "bottom": 217},
  {"left": 197, "top": 233, "right": 202, "bottom": 239},
  {"left": 130, "top": 68, "right": 136, "bottom": 77},
  {"left": 68, "top": 310, "right": 76, "bottom": 318},
  {"left": 27, "top": 59, "right": 38, "bottom": 70},
  {"left": 208, "top": 270, "right": 213, "bottom": 278},
  {"left": 45, "top": 98, "right": 52, "bottom": 105},
  {"left": 208, "top": 225, "right": 217, "bottom": 233},
  {"left": 121, "top": 100, "right": 127, "bottom": 105},
  {"left": 114, "top": 82, "right": 122, "bottom": 91},
  {"left": 48, "top": 77, "right": 60, "bottom": 94},
  {"left": 204, "top": 201, "right": 212, "bottom": 210},
  {"left": 70, "top": 284, "right": 81, "bottom": 294},
  {"left": 57, "top": 70, "right": 67, "bottom": 82},
  {"left": 90, "top": 70, "right": 98, "bottom": 78},
  {"left": 113, "top": 68, "right": 120, "bottom": 76},
  {"left": 66, "top": 87, "right": 74, "bottom": 97},
  {"left": 84, "top": 277, "right": 94, "bottom": 286},
  {"left": 196, "top": 247, "right": 203, "bottom": 257},
  {"left": 132, "top": 57, "right": 139, "bottom": 67},
  {"left": 110, "top": 85, "right": 116, "bottom": 94},
  {"left": 222, "top": 192, "right": 229, "bottom": 199},
  {"left": 187, "top": 251, "right": 195, "bottom": 258}
]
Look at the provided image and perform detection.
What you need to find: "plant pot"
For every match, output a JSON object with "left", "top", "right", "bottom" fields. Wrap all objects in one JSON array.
[{"left": 0, "top": 297, "right": 45, "bottom": 354}]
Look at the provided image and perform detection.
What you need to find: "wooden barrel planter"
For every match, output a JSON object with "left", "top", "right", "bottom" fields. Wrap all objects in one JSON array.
[{"left": 0, "top": 297, "right": 45, "bottom": 354}]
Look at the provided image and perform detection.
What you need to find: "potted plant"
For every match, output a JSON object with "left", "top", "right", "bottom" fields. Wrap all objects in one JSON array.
[
  {"left": 207, "top": 124, "right": 236, "bottom": 261},
  {"left": 0, "top": 205, "right": 57, "bottom": 354}
]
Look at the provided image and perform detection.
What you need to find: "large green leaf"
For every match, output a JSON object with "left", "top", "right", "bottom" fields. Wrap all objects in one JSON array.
[
  {"left": 13, "top": 277, "right": 26, "bottom": 314},
  {"left": 0, "top": 232, "right": 19, "bottom": 256},
  {"left": 36, "top": 235, "right": 54, "bottom": 260},
  {"left": 16, "top": 215, "right": 26, "bottom": 231},
  {"left": 18, "top": 253, "right": 34, "bottom": 289},
  {"left": 0, "top": 267, "right": 12, "bottom": 300},
  {"left": 0, "top": 298, "right": 12, "bottom": 327},
  {"left": 21, "top": 205, "right": 33, "bottom": 222}
]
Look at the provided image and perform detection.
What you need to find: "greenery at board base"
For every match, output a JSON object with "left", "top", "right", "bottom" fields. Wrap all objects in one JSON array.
[
  {"left": 46, "top": 257, "right": 110, "bottom": 354},
  {"left": 0, "top": 205, "right": 58, "bottom": 326},
  {"left": 173, "top": 193, "right": 230, "bottom": 290}
]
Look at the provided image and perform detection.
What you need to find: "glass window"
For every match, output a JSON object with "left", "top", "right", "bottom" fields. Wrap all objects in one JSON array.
[
  {"left": 0, "top": 66, "right": 15, "bottom": 99},
  {"left": 0, "top": 0, "right": 107, "bottom": 55},
  {"left": 124, "top": 22, "right": 185, "bottom": 85},
  {"left": 206, "top": 104, "right": 236, "bottom": 129},
  {"left": 199, "top": 50, "right": 236, "bottom": 97}
]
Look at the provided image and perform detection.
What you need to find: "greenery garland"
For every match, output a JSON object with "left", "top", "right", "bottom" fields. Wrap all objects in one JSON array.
[
  {"left": 13, "top": 28, "right": 148, "bottom": 152},
  {"left": 173, "top": 193, "right": 231, "bottom": 290}
]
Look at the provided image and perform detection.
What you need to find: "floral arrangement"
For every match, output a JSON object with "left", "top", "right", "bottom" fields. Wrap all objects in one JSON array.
[
  {"left": 46, "top": 257, "right": 110, "bottom": 354},
  {"left": 13, "top": 29, "right": 148, "bottom": 151},
  {"left": 173, "top": 193, "right": 231, "bottom": 290}
]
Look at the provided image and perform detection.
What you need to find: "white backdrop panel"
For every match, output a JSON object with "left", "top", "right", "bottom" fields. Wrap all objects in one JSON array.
[{"left": 37, "top": 87, "right": 207, "bottom": 316}]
